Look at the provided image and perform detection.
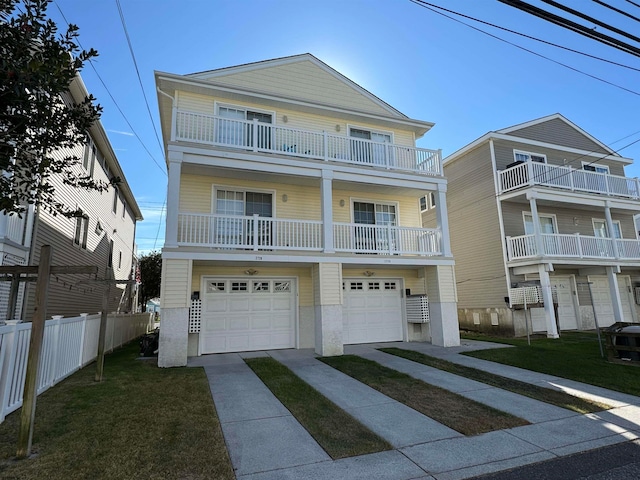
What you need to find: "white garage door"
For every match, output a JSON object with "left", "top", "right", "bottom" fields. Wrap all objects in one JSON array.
[
  {"left": 342, "top": 278, "right": 403, "bottom": 344},
  {"left": 588, "top": 275, "right": 634, "bottom": 327},
  {"left": 200, "top": 278, "right": 296, "bottom": 354},
  {"left": 551, "top": 276, "right": 578, "bottom": 330}
]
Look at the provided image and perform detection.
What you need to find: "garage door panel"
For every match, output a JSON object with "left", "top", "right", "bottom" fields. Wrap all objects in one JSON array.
[
  {"left": 200, "top": 277, "right": 296, "bottom": 354},
  {"left": 589, "top": 275, "right": 634, "bottom": 327}
]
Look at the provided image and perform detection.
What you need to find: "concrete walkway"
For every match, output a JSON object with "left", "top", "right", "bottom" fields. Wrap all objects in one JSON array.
[{"left": 189, "top": 340, "right": 640, "bottom": 480}]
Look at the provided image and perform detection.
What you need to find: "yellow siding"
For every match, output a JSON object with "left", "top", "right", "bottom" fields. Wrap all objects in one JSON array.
[
  {"left": 333, "top": 189, "right": 422, "bottom": 227},
  {"left": 195, "top": 60, "right": 394, "bottom": 116},
  {"left": 192, "top": 265, "right": 313, "bottom": 307},
  {"left": 161, "top": 259, "right": 191, "bottom": 308},
  {"left": 176, "top": 91, "right": 415, "bottom": 147},
  {"left": 313, "top": 263, "right": 342, "bottom": 305}
]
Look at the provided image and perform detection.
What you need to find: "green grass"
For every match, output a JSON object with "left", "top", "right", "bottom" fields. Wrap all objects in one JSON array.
[
  {"left": 245, "top": 357, "right": 391, "bottom": 459},
  {"left": 319, "top": 355, "right": 529, "bottom": 436},
  {"left": 462, "top": 332, "right": 640, "bottom": 397},
  {"left": 0, "top": 343, "right": 234, "bottom": 480},
  {"left": 380, "top": 347, "right": 610, "bottom": 413}
]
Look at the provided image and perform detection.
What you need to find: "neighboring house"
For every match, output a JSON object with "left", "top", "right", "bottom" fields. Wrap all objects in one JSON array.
[
  {"left": 431, "top": 114, "right": 640, "bottom": 337},
  {"left": 0, "top": 74, "right": 143, "bottom": 321},
  {"left": 155, "top": 54, "right": 459, "bottom": 367}
]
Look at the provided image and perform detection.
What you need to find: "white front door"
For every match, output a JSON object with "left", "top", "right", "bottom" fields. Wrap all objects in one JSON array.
[
  {"left": 200, "top": 277, "right": 296, "bottom": 354},
  {"left": 342, "top": 278, "right": 403, "bottom": 344},
  {"left": 588, "top": 275, "right": 634, "bottom": 327},
  {"left": 551, "top": 276, "right": 578, "bottom": 330}
]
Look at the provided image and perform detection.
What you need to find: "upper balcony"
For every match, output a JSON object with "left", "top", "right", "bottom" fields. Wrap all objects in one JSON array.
[
  {"left": 0, "top": 212, "right": 28, "bottom": 247},
  {"left": 498, "top": 161, "right": 640, "bottom": 200},
  {"left": 173, "top": 111, "right": 443, "bottom": 177}
]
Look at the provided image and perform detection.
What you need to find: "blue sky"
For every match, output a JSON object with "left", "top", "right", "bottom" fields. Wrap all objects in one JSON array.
[{"left": 48, "top": 0, "right": 640, "bottom": 254}]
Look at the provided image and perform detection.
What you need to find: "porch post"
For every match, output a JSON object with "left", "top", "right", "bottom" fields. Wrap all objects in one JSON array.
[
  {"left": 165, "top": 151, "right": 182, "bottom": 248},
  {"left": 606, "top": 266, "right": 625, "bottom": 324},
  {"left": 321, "top": 170, "right": 334, "bottom": 253},
  {"left": 313, "top": 263, "right": 343, "bottom": 356},
  {"left": 527, "top": 192, "right": 544, "bottom": 257},
  {"left": 435, "top": 186, "right": 452, "bottom": 257},
  {"left": 538, "top": 264, "right": 559, "bottom": 338},
  {"left": 604, "top": 202, "right": 620, "bottom": 258}
]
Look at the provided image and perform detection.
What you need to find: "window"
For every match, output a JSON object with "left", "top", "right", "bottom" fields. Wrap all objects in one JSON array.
[
  {"left": 122, "top": 200, "right": 127, "bottom": 218},
  {"left": 83, "top": 140, "right": 97, "bottom": 175},
  {"left": 253, "top": 281, "right": 270, "bottom": 292},
  {"left": 112, "top": 187, "right": 119, "bottom": 214},
  {"left": 349, "top": 127, "right": 392, "bottom": 165},
  {"left": 353, "top": 202, "right": 397, "bottom": 226},
  {"left": 420, "top": 196, "right": 428, "bottom": 212},
  {"left": 118, "top": 251, "right": 122, "bottom": 269},
  {"left": 350, "top": 282, "right": 364, "bottom": 290},
  {"left": 215, "top": 189, "right": 273, "bottom": 246},
  {"left": 514, "top": 150, "right": 546, "bottom": 163},
  {"left": 217, "top": 105, "right": 273, "bottom": 149},
  {"left": 231, "top": 282, "right": 248, "bottom": 292},
  {"left": 420, "top": 193, "right": 436, "bottom": 212},
  {"left": 582, "top": 162, "right": 609, "bottom": 174},
  {"left": 206, "top": 281, "right": 225, "bottom": 293},
  {"left": 593, "top": 219, "right": 622, "bottom": 238},
  {"left": 274, "top": 281, "right": 291, "bottom": 292},
  {"left": 524, "top": 213, "right": 556, "bottom": 234},
  {"left": 353, "top": 201, "right": 398, "bottom": 252},
  {"left": 74, "top": 213, "right": 89, "bottom": 249},
  {"left": 108, "top": 239, "right": 114, "bottom": 268}
]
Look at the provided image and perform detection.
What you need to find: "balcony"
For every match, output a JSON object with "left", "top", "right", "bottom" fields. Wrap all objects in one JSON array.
[
  {"left": 507, "top": 233, "right": 640, "bottom": 261},
  {"left": 174, "top": 111, "right": 443, "bottom": 176},
  {"left": 177, "top": 213, "right": 442, "bottom": 256},
  {"left": 498, "top": 162, "right": 640, "bottom": 200},
  {"left": 0, "top": 212, "right": 26, "bottom": 245}
]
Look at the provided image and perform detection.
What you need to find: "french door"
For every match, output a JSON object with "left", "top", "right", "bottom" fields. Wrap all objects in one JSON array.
[
  {"left": 353, "top": 201, "right": 397, "bottom": 252},
  {"left": 215, "top": 189, "right": 273, "bottom": 247},
  {"left": 217, "top": 106, "right": 273, "bottom": 149}
]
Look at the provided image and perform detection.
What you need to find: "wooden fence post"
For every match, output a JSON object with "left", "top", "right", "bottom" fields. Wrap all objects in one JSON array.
[
  {"left": 95, "top": 284, "right": 110, "bottom": 382},
  {"left": 16, "top": 245, "right": 52, "bottom": 459}
]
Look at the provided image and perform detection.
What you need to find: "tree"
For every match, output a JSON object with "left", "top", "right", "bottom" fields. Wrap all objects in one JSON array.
[
  {"left": 0, "top": 0, "right": 110, "bottom": 218},
  {"left": 138, "top": 251, "right": 162, "bottom": 310}
]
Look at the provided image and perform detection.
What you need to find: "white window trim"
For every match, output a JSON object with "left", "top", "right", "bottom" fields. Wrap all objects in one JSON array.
[
  {"left": 522, "top": 211, "right": 558, "bottom": 234},
  {"left": 419, "top": 196, "right": 428, "bottom": 213},
  {"left": 210, "top": 185, "right": 277, "bottom": 217},
  {"left": 350, "top": 197, "right": 401, "bottom": 225},
  {"left": 514, "top": 150, "right": 547, "bottom": 164},
  {"left": 214, "top": 101, "right": 277, "bottom": 124},
  {"left": 581, "top": 161, "right": 610, "bottom": 174},
  {"left": 592, "top": 218, "right": 622, "bottom": 238},
  {"left": 347, "top": 124, "right": 395, "bottom": 143},
  {"left": 419, "top": 192, "right": 437, "bottom": 213},
  {"left": 73, "top": 212, "right": 89, "bottom": 250}
]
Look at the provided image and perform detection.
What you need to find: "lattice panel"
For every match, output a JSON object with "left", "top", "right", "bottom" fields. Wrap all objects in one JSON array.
[
  {"left": 406, "top": 295, "right": 429, "bottom": 323},
  {"left": 189, "top": 299, "right": 202, "bottom": 333}
]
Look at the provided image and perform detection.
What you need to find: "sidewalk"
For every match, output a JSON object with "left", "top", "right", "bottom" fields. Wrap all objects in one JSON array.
[{"left": 189, "top": 340, "right": 640, "bottom": 480}]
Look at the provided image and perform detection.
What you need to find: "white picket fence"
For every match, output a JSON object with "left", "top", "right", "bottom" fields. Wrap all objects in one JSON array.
[{"left": 0, "top": 312, "right": 153, "bottom": 422}]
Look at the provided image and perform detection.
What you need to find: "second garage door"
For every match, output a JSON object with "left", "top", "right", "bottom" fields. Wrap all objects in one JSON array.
[
  {"left": 588, "top": 275, "right": 634, "bottom": 327},
  {"left": 342, "top": 278, "right": 403, "bottom": 344}
]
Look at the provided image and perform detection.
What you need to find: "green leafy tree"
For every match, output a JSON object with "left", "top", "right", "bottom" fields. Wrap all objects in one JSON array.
[
  {"left": 139, "top": 251, "right": 162, "bottom": 310},
  {"left": 0, "top": 0, "right": 110, "bottom": 217}
]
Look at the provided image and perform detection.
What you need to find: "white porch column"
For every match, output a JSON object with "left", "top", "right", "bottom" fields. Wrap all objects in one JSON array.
[
  {"left": 606, "top": 266, "right": 625, "bottom": 324},
  {"left": 527, "top": 193, "right": 544, "bottom": 256},
  {"left": 321, "top": 170, "right": 335, "bottom": 253},
  {"left": 313, "top": 263, "right": 343, "bottom": 356},
  {"left": 538, "top": 264, "right": 559, "bottom": 338},
  {"left": 604, "top": 202, "right": 620, "bottom": 258},
  {"left": 158, "top": 258, "right": 192, "bottom": 367},
  {"left": 165, "top": 151, "right": 183, "bottom": 248},
  {"left": 435, "top": 186, "right": 452, "bottom": 257},
  {"left": 424, "top": 265, "right": 460, "bottom": 347}
]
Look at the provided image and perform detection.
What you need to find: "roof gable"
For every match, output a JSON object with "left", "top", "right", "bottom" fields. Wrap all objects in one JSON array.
[
  {"left": 497, "top": 114, "right": 614, "bottom": 156},
  {"left": 187, "top": 54, "right": 405, "bottom": 117}
]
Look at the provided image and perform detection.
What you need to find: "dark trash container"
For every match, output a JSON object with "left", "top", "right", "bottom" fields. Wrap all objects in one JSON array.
[{"left": 602, "top": 322, "right": 640, "bottom": 365}]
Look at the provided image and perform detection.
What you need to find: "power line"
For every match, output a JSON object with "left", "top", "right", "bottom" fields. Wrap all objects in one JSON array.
[
  {"left": 592, "top": 0, "right": 640, "bottom": 23},
  {"left": 153, "top": 195, "right": 166, "bottom": 250},
  {"left": 115, "top": 0, "right": 164, "bottom": 155},
  {"left": 410, "top": 1, "right": 640, "bottom": 97}
]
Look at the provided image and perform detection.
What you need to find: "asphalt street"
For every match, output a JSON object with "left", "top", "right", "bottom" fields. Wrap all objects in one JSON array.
[{"left": 473, "top": 440, "right": 640, "bottom": 480}]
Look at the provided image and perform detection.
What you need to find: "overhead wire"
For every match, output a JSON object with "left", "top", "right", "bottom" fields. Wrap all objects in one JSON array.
[{"left": 592, "top": 0, "right": 640, "bottom": 23}]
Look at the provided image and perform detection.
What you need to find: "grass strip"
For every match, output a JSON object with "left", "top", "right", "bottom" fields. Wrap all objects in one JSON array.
[
  {"left": 319, "top": 355, "right": 529, "bottom": 436},
  {"left": 462, "top": 332, "right": 640, "bottom": 397},
  {"left": 0, "top": 342, "right": 234, "bottom": 480},
  {"left": 245, "top": 357, "right": 391, "bottom": 459},
  {"left": 380, "top": 347, "right": 610, "bottom": 414}
]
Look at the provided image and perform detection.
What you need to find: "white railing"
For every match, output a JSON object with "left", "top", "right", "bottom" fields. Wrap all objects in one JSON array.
[
  {"left": 333, "top": 223, "right": 441, "bottom": 255},
  {"left": 0, "top": 212, "right": 26, "bottom": 245},
  {"left": 498, "top": 162, "right": 640, "bottom": 200},
  {"left": 178, "top": 213, "right": 324, "bottom": 251},
  {"left": 505, "top": 233, "right": 640, "bottom": 261},
  {"left": 0, "top": 312, "right": 153, "bottom": 422},
  {"left": 175, "top": 111, "right": 442, "bottom": 176}
]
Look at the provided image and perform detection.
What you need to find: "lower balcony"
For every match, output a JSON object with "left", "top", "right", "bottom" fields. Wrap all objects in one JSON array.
[
  {"left": 507, "top": 233, "right": 640, "bottom": 261},
  {"left": 177, "top": 213, "right": 442, "bottom": 256}
]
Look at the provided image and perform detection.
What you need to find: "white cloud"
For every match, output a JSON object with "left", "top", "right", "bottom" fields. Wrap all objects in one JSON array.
[{"left": 107, "top": 129, "right": 134, "bottom": 137}]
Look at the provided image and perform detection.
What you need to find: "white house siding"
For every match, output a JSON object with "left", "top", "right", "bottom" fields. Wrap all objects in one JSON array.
[
  {"left": 176, "top": 91, "right": 415, "bottom": 147},
  {"left": 193, "top": 60, "right": 395, "bottom": 116},
  {"left": 504, "top": 118, "right": 611, "bottom": 154},
  {"left": 24, "top": 136, "right": 138, "bottom": 319}
]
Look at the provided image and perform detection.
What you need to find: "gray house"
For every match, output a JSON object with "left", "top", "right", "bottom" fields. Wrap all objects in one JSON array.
[{"left": 424, "top": 114, "right": 640, "bottom": 337}]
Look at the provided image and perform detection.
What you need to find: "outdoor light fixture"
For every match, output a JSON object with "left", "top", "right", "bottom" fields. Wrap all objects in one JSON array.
[
  {"left": 244, "top": 269, "right": 259, "bottom": 276},
  {"left": 282, "top": 194, "right": 288, "bottom": 202},
  {"left": 339, "top": 199, "right": 345, "bottom": 207},
  {"left": 363, "top": 271, "right": 375, "bottom": 277}
]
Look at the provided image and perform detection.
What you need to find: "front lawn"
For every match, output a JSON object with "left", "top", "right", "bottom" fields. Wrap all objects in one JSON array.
[
  {"left": 320, "top": 355, "right": 529, "bottom": 436},
  {"left": 0, "top": 343, "right": 234, "bottom": 480},
  {"left": 245, "top": 357, "right": 391, "bottom": 459},
  {"left": 462, "top": 332, "right": 640, "bottom": 397}
]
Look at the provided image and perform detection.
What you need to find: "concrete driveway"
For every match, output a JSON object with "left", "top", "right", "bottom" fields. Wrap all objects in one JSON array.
[{"left": 188, "top": 341, "right": 640, "bottom": 480}]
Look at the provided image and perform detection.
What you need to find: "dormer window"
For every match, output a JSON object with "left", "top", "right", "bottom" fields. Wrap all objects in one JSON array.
[{"left": 514, "top": 150, "right": 546, "bottom": 163}]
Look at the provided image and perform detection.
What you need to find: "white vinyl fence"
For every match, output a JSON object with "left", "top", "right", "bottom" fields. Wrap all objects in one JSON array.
[{"left": 0, "top": 312, "right": 153, "bottom": 422}]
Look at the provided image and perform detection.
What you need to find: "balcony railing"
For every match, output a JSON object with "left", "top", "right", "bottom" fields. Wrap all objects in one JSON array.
[
  {"left": 506, "top": 233, "right": 640, "bottom": 261},
  {"left": 0, "top": 212, "right": 26, "bottom": 245},
  {"left": 498, "top": 161, "right": 640, "bottom": 200},
  {"left": 174, "top": 110, "right": 442, "bottom": 176},
  {"left": 177, "top": 213, "right": 442, "bottom": 256}
]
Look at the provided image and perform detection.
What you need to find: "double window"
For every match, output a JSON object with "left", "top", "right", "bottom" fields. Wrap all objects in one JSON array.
[
  {"left": 593, "top": 219, "right": 621, "bottom": 239},
  {"left": 349, "top": 127, "right": 392, "bottom": 165},
  {"left": 353, "top": 201, "right": 398, "bottom": 252},
  {"left": 514, "top": 150, "right": 546, "bottom": 163},
  {"left": 217, "top": 105, "right": 273, "bottom": 149},
  {"left": 215, "top": 189, "right": 273, "bottom": 246},
  {"left": 420, "top": 192, "right": 436, "bottom": 212},
  {"left": 523, "top": 213, "right": 556, "bottom": 235},
  {"left": 582, "top": 162, "right": 609, "bottom": 174}
]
